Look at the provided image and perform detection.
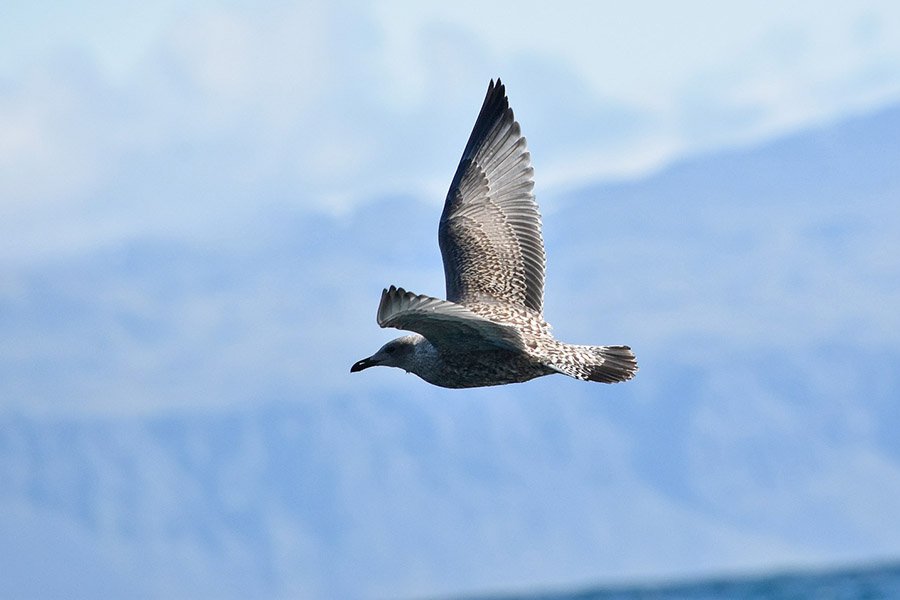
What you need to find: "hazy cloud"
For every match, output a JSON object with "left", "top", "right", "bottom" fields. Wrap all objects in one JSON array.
[{"left": 2, "top": 2, "right": 900, "bottom": 263}]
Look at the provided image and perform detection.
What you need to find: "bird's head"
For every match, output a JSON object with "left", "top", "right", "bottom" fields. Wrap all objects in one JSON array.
[{"left": 350, "top": 335, "right": 420, "bottom": 373}]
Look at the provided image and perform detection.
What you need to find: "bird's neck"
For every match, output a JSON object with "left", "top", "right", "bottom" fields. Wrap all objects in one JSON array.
[{"left": 407, "top": 337, "right": 444, "bottom": 385}]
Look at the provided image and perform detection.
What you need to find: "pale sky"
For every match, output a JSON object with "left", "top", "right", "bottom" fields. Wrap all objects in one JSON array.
[{"left": 2, "top": 1, "right": 900, "bottom": 261}]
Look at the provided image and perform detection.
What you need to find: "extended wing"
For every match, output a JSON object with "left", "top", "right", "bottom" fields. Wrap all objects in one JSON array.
[
  {"left": 438, "top": 79, "right": 546, "bottom": 314},
  {"left": 377, "top": 285, "right": 524, "bottom": 353}
]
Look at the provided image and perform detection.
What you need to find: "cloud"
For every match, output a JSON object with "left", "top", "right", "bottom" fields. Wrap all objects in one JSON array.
[
  {"left": 0, "top": 54, "right": 109, "bottom": 206},
  {"left": 3, "top": 2, "right": 900, "bottom": 265}
]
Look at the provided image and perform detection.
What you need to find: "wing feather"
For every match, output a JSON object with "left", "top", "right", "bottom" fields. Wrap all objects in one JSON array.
[
  {"left": 438, "top": 79, "right": 547, "bottom": 314},
  {"left": 377, "top": 285, "right": 524, "bottom": 352}
]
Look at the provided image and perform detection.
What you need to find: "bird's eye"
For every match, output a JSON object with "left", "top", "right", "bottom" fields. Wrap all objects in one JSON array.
[{"left": 385, "top": 346, "right": 396, "bottom": 354}]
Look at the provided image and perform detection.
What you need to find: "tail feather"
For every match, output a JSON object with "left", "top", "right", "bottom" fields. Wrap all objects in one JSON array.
[
  {"left": 585, "top": 345, "right": 638, "bottom": 383},
  {"left": 549, "top": 344, "right": 638, "bottom": 384}
]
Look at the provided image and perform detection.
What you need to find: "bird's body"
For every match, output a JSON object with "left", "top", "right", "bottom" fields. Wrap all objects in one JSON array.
[
  {"left": 391, "top": 334, "right": 554, "bottom": 389},
  {"left": 351, "top": 79, "right": 637, "bottom": 388}
]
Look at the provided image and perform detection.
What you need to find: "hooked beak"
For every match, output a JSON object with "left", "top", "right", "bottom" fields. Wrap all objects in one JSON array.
[{"left": 350, "top": 357, "right": 377, "bottom": 373}]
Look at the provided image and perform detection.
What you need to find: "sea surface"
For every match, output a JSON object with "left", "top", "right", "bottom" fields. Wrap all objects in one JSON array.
[{"left": 470, "top": 563, "right": 900, "bottom": 600}]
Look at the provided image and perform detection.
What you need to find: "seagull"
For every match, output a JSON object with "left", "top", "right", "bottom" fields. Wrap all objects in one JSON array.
[{"left": 351, "top": 79, "right": 637, "bottom": 388}]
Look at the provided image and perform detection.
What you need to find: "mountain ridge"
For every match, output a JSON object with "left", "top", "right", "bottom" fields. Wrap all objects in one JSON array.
[{"left": 2, "top": 100, "right": 900, "bottom": 598}]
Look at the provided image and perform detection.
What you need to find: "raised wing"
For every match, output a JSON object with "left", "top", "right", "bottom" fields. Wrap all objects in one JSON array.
[
  {"left": 439, "top": 79, "right": 546, "bottom": 314},
  {"left": 377, "top": 285, "right": 524, "bottom": 352}
]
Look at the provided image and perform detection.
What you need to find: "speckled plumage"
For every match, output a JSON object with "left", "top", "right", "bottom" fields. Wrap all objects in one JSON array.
[{"left": 351, "top": 79, "right": 637, "bottom": 388}]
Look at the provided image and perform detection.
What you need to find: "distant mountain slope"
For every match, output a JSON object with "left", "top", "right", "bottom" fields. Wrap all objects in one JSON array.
[
  {"left": 466, "top": 561, "right": 900, "bottom": 600},
  {"left": 1, "top": 104, "right": 900, "bottom": 599}
]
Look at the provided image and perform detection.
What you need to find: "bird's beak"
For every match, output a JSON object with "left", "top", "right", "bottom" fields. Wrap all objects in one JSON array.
[{"left": 350, "top": 357, "right": 377, "bottom": 373}]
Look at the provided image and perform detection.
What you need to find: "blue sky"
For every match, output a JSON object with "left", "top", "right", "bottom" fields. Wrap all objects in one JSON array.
[
  {"left": 3, "top": 1, "right": 900, "bottom": 264},
  {"left": 2, "top": 2, "right": 900, "bottom": 598}
]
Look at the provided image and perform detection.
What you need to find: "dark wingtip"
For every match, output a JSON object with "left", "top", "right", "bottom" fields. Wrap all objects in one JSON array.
[
  {"left": 488, "top": 77, "right": 506, "bottom": 104},
  {"left": 378, "top": 285, "right": 407, "bottom": 327},
  {"left": 457, "top": 78, "right": 511, "bottom": 165}
]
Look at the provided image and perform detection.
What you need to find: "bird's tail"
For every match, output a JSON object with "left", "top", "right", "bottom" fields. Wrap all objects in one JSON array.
[{"left": 550, "top": 344, "right": 638, "bottom": 384}]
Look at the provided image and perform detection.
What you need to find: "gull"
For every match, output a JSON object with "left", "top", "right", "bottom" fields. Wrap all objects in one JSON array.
[{"left": 351, "top": 79, "right": 637, "bottom": 388}]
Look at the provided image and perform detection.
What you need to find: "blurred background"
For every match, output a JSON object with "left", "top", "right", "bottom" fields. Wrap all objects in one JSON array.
[{"left": 2, "top": 1, "right": 900, "bottom": 598}]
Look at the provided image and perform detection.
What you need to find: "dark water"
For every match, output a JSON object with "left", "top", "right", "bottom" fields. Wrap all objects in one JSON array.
[{"left": 472, "top": 563, "right": 900, "bottom": 600}]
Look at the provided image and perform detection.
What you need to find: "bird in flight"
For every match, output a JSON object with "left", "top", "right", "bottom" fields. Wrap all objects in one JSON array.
[{"left": 351, "top": 79, "right": 637, "bottom": 388}]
